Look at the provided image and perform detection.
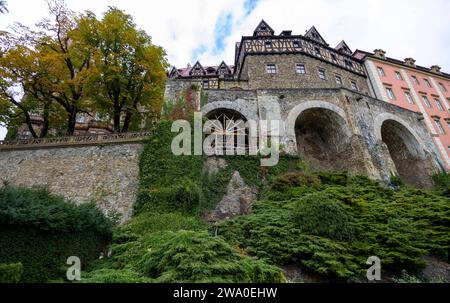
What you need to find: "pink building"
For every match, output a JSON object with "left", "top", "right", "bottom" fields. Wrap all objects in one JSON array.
[{"left": 355, "top": 50, "right": 450, "bottom": 169}]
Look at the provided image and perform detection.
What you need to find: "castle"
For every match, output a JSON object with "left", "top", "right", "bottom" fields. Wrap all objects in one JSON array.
[{"left": 165, "top": 20, "right": 450, "bottom": 188}]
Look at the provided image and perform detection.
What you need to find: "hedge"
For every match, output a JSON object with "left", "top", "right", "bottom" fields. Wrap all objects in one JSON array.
[{"left": 0, "top": 186, "right": 113, "bottom": 282}]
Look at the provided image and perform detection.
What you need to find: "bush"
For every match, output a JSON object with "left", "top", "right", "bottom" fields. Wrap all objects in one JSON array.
[
  {"left": 219, "top": 172, "right": 450, "bottom": 280},
  {"left": 0, "top": 263, "right": 23, "bottom": 283},
  {"left": 293, "top": 192, "right": 355, "bottom": 241},
  {"left": 272, "top": 172, "right": 321, "bottom": 192},
  {"left": 110, "top": 230, "right": 285, "bottom": 283},
  {"left": 0, "top": 186, "right": 113, "bottom": 282},
  {"left": 0, "top": 186, "right": 112, "bottom": 236}
]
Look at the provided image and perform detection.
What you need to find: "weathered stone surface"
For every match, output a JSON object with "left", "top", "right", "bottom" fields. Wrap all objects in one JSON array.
[
  {"left": 0, "top": 143, "right": 142, "bottom": 223},
  {"left": 212, "top": 171, "right": 258, "bottom": 221},
  {"left": 203, "top": 157, "right": 227, "bottom": 176}
]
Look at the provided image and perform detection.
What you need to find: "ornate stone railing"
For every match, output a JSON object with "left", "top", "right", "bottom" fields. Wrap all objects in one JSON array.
[{"left": 0, "top": 131, "right": 151, "bottom": 150}]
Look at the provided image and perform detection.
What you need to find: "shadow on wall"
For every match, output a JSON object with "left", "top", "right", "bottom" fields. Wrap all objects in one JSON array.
[
  {"left": 295, "top": 108, "right": 355, "bottom": 173},
  {"left": 381, "top": 119, "right": 435, "bottom": 189}
]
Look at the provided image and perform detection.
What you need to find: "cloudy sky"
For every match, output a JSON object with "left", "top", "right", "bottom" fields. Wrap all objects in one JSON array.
[{"left": 1, "top": 0, "right": 450, "bottom": 139}]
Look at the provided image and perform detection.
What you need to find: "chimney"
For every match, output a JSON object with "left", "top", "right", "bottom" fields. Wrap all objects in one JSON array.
[
  {"left": 430, "top": 65, "right": 442, "bottom": 74},
  {"left": 373, "top": 49, "right": 386, "bottom": 59},
  {"left": 404, "top": 58, "right": 416, "bottom": 66}
]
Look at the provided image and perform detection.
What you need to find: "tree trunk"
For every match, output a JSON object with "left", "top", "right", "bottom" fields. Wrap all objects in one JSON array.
[
  {"left": 24, "top": 114, "right": 38, "bottom": 139},
  {"left": 121, "top": 111, "right": 133, "bottom": 133},
  {"left": 67, "top": 109, "right": 77, "bottom": 136},
  {"left": 40, "top": 102, "right": 50, "bottom": 138}
]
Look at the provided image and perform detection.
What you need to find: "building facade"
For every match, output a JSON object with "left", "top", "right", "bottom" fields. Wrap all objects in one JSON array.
[
  {"left": 354, "top": 49, "right": 450, "bottom": 169},
  {"left": 165, "top": 20, "right": 446, "bottom": 188}
]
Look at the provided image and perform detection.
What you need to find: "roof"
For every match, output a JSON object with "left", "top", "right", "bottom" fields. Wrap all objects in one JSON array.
[
  {"left": 354, "top": 50, "right": 450, "bottom": 80},
  {"left": 171, "top": 62, "right": 235, "bottom": 78}
]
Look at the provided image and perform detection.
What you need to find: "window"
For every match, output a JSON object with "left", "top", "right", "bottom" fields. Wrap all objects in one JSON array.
[
  {"left": 335, "top": 75, "right": 342, "bottom": 86},
  {"left": 434, "top": 119, "right": 445, "bottom": 134},
  {"left": 94, "top": 113, "right": 102, "bottom": 121},
  {"left": 314, "top": 47, "right": 321, "bottom": 56},
  {"left": 76, "top": 114, "right": 86, "bottom": 123},
  {"left": 345, "top": 59, "right": 353, "bottom": 68},
  {"left": 439, "top": 83, "right": 447, "bottom": 92},
  {"left": 296, "top": 64, "right": 306, "bottom": 74},
  {"left": 331, "top": 53, "right": 337, "bottom": 61},
  {"left": 203, "top": 80, "right": 210, "bottom": 89},
  {"left": 412, "top": 75, "right": 420, "bottom": 85},
  {"left": 318, "top": 69, "right": 327, "bottom": 80},
  {"left": 351, "top": 81, "right": 358, "bottom": 91},
  {"left": 20, "top": 130, "right": 32, "bottom": 140},
  {"left": 395, "top": 71, "right": 403, "bottom": 80},
  {"left": 266, "top": 64, "right": 277, "bottom": 74},
  {"left": 422, "top": 95, "right": 432, "bottom": 108},
  {"left": 386, "top": 87, "right": 396, "bottom": 100},
  {"left": 404, "top": 91, "right": 415, "bottom": 104},
  {"left": 265, "top": 41, "right": 272, "bottom": 49},
  {"left": 424, "top": 79, "right": 431, "bottom": 87},
  {"left": 434, "top": 98, "right": 445, "bottom": 111},
  {"left": 377, "top": 67, "right": 385, "bottom": 77},
  {"left": 293, "top": 40, "right": 300, "bottom": 48}
]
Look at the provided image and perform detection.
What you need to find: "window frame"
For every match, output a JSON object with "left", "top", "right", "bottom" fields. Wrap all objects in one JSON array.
[
  {"left": 424, "top": 78, "right": 432, "bottom": 88},
  {"left": 295, "top": 63, "right": 306, "bottom": 74},
  {"left": 395, "top": 71, "right": 403, "bottom": 81},
  {"left": 434, "top": 97, "right": 445, "bottom": 111},
  {"left": 377, "top": 67, "right": 386, "bottom": 77},
  {"left": 422, "top": 95, "right": 432, "bottom": 108},
  {"left": 404, "top": 91, "right": 415, "bottom": 104},
  {"left": 412, "top": 75, "right": 420, "bottom": 85},
  {"left": 265, "top": 63, "right": 277, "bottom": 74},
  {"left": 434, "top": 118, "right": 445, "bottom": 135},
  {"left": 318, "top": 68, "right": 327, "bottom": 80},
  {"left": 386, "top": 86, "right": 396, "bottom": 100}
]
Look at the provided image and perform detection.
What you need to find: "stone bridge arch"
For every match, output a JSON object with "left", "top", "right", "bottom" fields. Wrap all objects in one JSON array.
[
  {"left": 284, "top": 101, "right": 359, "bottom": 172},
  {"left": 374, "top": 113, "right": 437, "bottom": 188}
]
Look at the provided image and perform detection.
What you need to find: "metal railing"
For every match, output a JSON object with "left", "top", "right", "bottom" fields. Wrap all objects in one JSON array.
[{"left": 0, "top": 131, "right": 151, "bottom": 150}]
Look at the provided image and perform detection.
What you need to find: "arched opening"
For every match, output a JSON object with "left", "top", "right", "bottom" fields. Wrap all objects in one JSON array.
[
  {"left": 295, "top": 108, "right": 354, "bottom": 172},
  {"left": 381, "top": 119, "right": 431, "bottom": 188},
  {"left": 205, "top": 108, "right": 249, "bottom": 155}
]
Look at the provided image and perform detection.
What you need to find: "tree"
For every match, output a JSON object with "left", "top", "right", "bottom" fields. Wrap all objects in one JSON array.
[
  {"left": 0, "top": 0, "right": 96, "bottom": 136},
  {"left": 0, "top": 1, "right": 8, "bottom": 14},
  {"left": 82, "top": 7, "right": 167, "bottom": 133}
]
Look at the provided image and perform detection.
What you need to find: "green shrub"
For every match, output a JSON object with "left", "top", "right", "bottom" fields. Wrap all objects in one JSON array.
[
  {"left": 293, "top": 192, "right": 355, "bottom": 241},
  {"left": 0, "top": 186, "right": 113, "bottom": 282},
  {"left": 272, "top": 172, "right": 321, "bottom": 192},
  {"left": 110, "top": 230, "right": 285, "bottom": 283},
  {"left": 82, "top": 269, "right": 152, "bottom": 283},
  {"left": 219, "top": 172, "right": 450, "bottom": 280},
  {"left": 0, "top": 263, "right": 23, "bottom": 283},
  {"left": 0, "top": 186, "right": 112, "bottom": 236}
]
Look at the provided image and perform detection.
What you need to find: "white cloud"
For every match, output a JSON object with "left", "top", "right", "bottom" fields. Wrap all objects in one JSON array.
[{"left": 1, "top": 0, "right": 449, "bottom": 139}]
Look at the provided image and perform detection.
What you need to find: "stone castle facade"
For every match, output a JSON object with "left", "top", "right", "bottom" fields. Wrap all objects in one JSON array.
[{"left": 165, "top": 20, "right": 447, "bottom": 188}]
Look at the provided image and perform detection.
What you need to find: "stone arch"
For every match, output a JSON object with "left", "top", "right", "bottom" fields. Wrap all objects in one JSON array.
[
  {"left": 286, "top": 101, "right": 356, "bottom": 172},
  {"left": 202, "top": 104, "right": 252, "bottom": 155},
  {"left": 202, "top": 101, "right": 257, "bottom": 122},
  {"left": 375, "top": 113, "right": 433, "bottom": 188},
  {"left": 374, "top": 113, "right": 427, "bottom": 156},
  {"left": 285, "top": 101, "right": 350, "bottom": 152}
]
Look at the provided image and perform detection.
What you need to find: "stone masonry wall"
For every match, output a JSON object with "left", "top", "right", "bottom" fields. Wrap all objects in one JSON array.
[
  {"left": 244, "top": 54, "right": 371, "bottom": 95},
  {"left": 0, "top": 143, "right": 143, "bottom": 223}
]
